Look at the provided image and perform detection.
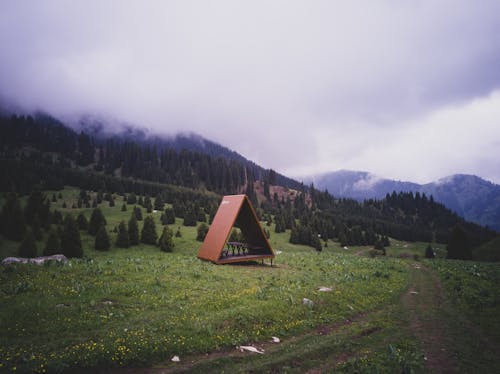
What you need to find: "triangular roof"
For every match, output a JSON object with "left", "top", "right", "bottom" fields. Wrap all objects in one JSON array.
[{"left": 197, "top": 195, "right": 275, "bottom": 264}]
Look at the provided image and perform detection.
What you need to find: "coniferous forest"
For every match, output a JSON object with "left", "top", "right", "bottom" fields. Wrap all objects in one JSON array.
[{"left": 0, "top": 113, "right": 496, "bottom": 254}]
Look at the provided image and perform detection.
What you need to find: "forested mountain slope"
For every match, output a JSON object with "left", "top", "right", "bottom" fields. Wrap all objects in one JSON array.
[{"left": 0, "top": 112, "right": 496, "bottom": 249}]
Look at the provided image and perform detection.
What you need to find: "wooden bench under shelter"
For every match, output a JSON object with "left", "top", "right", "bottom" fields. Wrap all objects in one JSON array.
[{"left": 197, "top": 195, "right": 275, "bottom": 265}]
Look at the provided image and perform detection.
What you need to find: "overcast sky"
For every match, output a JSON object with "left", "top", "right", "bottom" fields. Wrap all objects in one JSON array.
[{"left": 1, "top": 1, "right": 500, "bottom": 183}]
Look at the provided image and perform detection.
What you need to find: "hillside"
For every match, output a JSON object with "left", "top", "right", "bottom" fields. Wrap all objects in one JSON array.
[
  {"left": 310, "top": 170, "right": 500, "bottom": 231},
  {"left": 0, "top": 112, "right": 496, "bottom": 250},
  {"left": 473, "top": 236, "right": 500, "bottom": 262}
]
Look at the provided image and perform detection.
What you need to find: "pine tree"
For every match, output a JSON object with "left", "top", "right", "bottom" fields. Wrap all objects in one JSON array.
[
  {"left": 19, "top": 228, "right": 38, "bottom": 258},
  {"left": 161, "top": 207, "right": 176, "bottom": 225},
  {"left": 312, "top": 235, "right": 322, "bottom": 252},
  {"left": 127, "top": 193, "right": 137, "bottom": 205},
  {"left": 52, "top": 210, "right": 63, "bottom": 224},
  {"left": 133, "top": 206, "right": 143, "bottom": 221},
  {"left": 144, "top": 196, "right": 153, "bottom": 213},
  {"left": 183, "top": 206, "right": 197, "bottom": 226},
  {"left": 175, "top": 227, "right": 182, "bottom": 237},
  {"left": 61, "top": 214, "right": 83, "bottom": 258},
  {"left": 425, "top": 244, "right": 435, "bottom": 259},
  {"left": 77, "top": 212, "right": 89, "bottom": 230},
  {"left": 446, "top": 224, "right": 472, "bottom": 260},
  {"left": 121, "top": 203, "right": 127, "bottom": 212},
  {"left": 196, "top": 223, "right": 209, "bottom": 242},
  {"left": 88, "top": 208, "right": 107, "bottom": 236},
  {"left": 158, "top": 226, "right": 174, "bottom": 252},
  {"left": 31, "top": 214, "right": 43, "bottom": 240},
  {"left": 43, "top": 228, "right": 62, "bottom": 256},
  {"left": 115, "top": 221, "right": 130, "bottom": 248},
  {"left": 154, "top": 193, "right": 164, "bottom": 211},
  {"left": 95, "top": 225, "right": 111, "bottom": 251},
  {"left": 141, "top": 215, "right": 157, "bottom": 245},
  {"left": 128, "top": 214, "right": 140, "bottom": 245},
  {"left": 1, "top": 193, "right": 26, "bottom": 241}
]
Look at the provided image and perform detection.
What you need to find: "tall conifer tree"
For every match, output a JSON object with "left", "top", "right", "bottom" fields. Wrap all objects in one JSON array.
[{"left": 61, "top": 214, "right": 83, "bottom": 258}]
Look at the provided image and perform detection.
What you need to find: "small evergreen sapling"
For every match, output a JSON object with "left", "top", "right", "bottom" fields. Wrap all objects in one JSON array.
[
  {"left": 115, "top": 221, "right": 130, "bottom": 248},
  {"left": 95, "top": 225, "right": 110, "bottom": 251},
  {"left": 196, "top": 223, "right": 209, "bottom": 242},
  {"left": 158, "top": 226, "right": 174, "bottom": 252},
  {"left": 425, "top": 244, "right": 435, "bottom": 259},
  {"left": 141, "top": 215, "right": 158, "bottom": 245},
  {"left": 128, "top": 214, "right": 140, "bottom": 245},
  {"left": 133, "top": 206, "right": 143, "bottom": 221},
  {"left": 77, "top": 213, "right": 89, "bottom": 230},
  {"left": 88, "top": 208, "right": 107, "bottom": 236}
]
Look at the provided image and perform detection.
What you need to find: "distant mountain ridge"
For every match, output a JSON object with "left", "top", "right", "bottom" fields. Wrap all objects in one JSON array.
[{"left": 309, "top": 170, "right": 500, "bottom": 231}]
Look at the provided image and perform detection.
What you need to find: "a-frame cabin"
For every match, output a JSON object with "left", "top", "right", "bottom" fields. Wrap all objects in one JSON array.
[{"left": 197, "top": 195, "right": 275, "bottom": 265}]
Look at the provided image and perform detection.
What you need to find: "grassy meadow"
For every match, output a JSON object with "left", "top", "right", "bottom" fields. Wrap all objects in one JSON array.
[{"left": 1, "top": 188, "right": 499, "bottom": 373}]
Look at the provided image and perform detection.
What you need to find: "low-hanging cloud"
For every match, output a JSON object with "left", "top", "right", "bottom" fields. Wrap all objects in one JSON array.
[{"left": 1, "top": 0, "right": 500, "bottom": 183}]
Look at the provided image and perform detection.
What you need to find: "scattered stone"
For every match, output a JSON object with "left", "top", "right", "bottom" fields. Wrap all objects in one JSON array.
[
  {"left": 410, "top": 291, "right": 419, "bottom": 295},
  {"left": 343, "top": 246, "right": 349, "bottom": 250},
  {"left": 238, "top": 346, "right": 264, "bottom": 354},
  {"left": 302, "top": 298, "right": 314, "bottom": 307},
  {"left": 318, "top": 287, "right": 333, "bottom": 292},
  {"left": 171, "top": 355, "right": 180, "bottom": 362},
  {"left": 271, "top": 336, "right": 280, "bottom": 343},
  {"left": 276, "top": 251, "right": 283, "bottom": 255},
  {"left": 2, "top": 255, "right": 68, "bottom": 266},
  {"left": 347, "top": 304, "right": 354, "bottom": 310},
  {"left": 55, "top": 303, "right": 70, "bottom": 308}
]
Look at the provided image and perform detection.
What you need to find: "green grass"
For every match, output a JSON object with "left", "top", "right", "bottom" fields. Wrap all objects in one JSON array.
[
  {"left": 1, "top": 188, "right": 499, "bottom": 373},
  {"left": 0, "top": 189, "right": 412, "bottom": 372}
]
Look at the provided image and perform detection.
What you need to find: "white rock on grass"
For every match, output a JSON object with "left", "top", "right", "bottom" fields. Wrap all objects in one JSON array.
[
  {"left": 271, "top": 336, "right": 280, "bottom": 343},
  {"left": 318, "top": 287, "right": 333, "bottom": 292},
  {"left": 302, "top": 298, "right": 314, "bottom": 307},
  {"left": 238, "top": 346, "right": 264, "bottom": 354},
  {"left": 171, "top": 355, "right": 180, "bottom": 362}
]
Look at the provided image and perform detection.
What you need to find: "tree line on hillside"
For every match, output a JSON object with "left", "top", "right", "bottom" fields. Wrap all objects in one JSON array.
[
  {"left": 0, "top": 113, "right": 497, "bottom": 256},
  {"left": 1, "top": 190, "right": 204, "bottom": 258},
  {"left": 0, "top": 114, "right": 301, "bottom": 195}
]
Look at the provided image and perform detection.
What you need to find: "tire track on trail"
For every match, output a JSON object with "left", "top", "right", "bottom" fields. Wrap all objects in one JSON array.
[{"left": 401, "top": 264, "right": 458, "bottom": 373}]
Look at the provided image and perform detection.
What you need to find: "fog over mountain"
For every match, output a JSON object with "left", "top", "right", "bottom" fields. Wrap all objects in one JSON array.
[
  {"left": 309, "top": 170, "right": 500, "bottom": 231},
  {"left": 1, "top": 1, "right": 500, "bottom": 184}
]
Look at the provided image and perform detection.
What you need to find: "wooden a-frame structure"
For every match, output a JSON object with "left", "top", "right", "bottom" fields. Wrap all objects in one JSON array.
[{"left": 197, "top": 195, "right": 275, "bottom": 264}]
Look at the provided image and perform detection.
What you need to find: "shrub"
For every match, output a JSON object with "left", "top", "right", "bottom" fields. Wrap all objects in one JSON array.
[
  {"left": 196, "top": 223, "right": 209, "bottom": 242},
  {"left": 425, "top": 244, "right": 435, "bottom": 259}
]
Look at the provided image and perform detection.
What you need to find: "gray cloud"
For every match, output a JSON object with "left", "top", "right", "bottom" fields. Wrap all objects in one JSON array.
[{"left": 1, "top": 1, "right": 500, "bottom": 183}]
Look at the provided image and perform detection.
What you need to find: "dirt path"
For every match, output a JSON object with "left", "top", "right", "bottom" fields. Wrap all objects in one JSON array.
[
  {"left": 401, "top": 264, "right": 458, "bottom": 373},
  {"left": 110, "top": 262, "right": 465, "bottom": 373}
]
